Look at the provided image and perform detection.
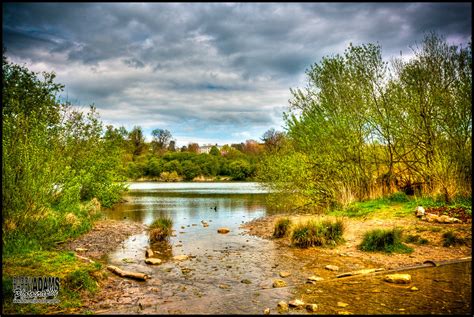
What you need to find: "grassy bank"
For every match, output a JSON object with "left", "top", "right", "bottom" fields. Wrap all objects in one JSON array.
[
  {"left": 328, "top": 192, "right": 472, "bottom": 219},
  {"left": 2, "top": 199, "right": 106, "bottom": 315}
]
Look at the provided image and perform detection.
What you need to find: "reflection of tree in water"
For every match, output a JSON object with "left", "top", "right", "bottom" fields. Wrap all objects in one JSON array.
[{"left": 149, "top": 240, "right": 173, "bottom": 260}]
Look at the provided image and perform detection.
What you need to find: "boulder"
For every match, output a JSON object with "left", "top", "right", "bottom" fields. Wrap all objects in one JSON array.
[
  {"left": 415, "top": 206, "right": 425, "bottom": 217},
  {"left": 325, "top": 265, "right": 339, "bottom": 271},
  {"left": 384, "top": 273, "right": 411, "bottom": 284},
  {"left": 307, "top": 276, "right": 324, "bottom": 283},
  {"left": 173, "top": 255, "right": 189, "bottom": 261},
  {"left": 289, "top": 299, "right": 305, "bottom": 308},
  {"left": 145, "top": 258, "right": 162, "bottom": 265},
  {"left": 277, "top": 301, "right": 289, "bottom": 311},
  {"left": 272, "top": 279, "right": 287, "bottom": 288},
  {"left": 145, "top": 249, "right": 154, "bottom": 258},
  {"left": 217, "top": 227, "right": 230, "bottom": 234},
  {"left": 306, "top": 304, "right": 318, "bottom": 312}
]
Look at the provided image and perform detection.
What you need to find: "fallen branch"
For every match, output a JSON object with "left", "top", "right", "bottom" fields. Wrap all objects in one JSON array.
[
  {"left": 75, "top": 254, "right": 95, "bottom": 264},
  {"left": 106, "top": 265, "right": 150, "bottom": 281}
]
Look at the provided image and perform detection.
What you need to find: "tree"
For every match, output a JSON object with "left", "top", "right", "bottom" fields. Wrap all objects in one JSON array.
[
  {"left": 209, "top": 145, "right": 220, "bottom": 156},
  {"left": 261, "top": 129, "right": 285, "bottom": 151},
  {"left": 129, "top": 126, "right": 146, "bottom": 157},
  {"left": 188, "top": 143, "right": 200, "bottom": 154},
  {"left": 151, "top": 128, "right": 172, "bottom": 153}
]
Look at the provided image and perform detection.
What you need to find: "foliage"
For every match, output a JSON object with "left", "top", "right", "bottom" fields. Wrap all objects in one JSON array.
[
  {"left": 359, "top": 228, "right": 413, "bottom": 253},
  {"left": 273, "top": 218, "right": 292, "bottom": 238},
  {"left": 149, "top": 216, "right": 173, "bottom": 242},
  {"left": 442, "top": 231, "right": 466, "bottom": 247},
  {"left": 291, "top": 218, "right": 345, "bottom": 248},
  {"left": 405, "top": 234, "right": 429, "bottom": 245},
  {"left": 257, "top": 33, "right": 472, "bottom": 210}
]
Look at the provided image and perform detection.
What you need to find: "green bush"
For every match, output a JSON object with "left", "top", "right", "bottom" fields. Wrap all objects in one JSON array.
[
  {"left": 359, "top": 228, "right": 413, "bottom": 253},
  {"left": 405, "top": 234, "right": 429, "bottom": 245},
  {"left": 388, "top": 192, "right": 410, "bottom": 202},
  {"left": 442, "top": 231, "right": 466, "bottom": 247},
  {"left": 149, "top": 216, "right": 173, "bottom": 242},
  {"left": 291, "top": 218, "right": 345, "bottom": 248},
  {"left": 273, "top": 218, "right": 292, "bottom": 238}
]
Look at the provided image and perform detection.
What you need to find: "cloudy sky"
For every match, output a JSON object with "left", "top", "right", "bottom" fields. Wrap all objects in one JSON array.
[{"left": 3, "top": 3, "right": 472, "bottom": 147}]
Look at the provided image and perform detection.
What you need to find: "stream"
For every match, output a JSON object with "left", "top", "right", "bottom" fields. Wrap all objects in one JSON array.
[{"left": 101, "top": 182, "right": 471, "bottom": 314}]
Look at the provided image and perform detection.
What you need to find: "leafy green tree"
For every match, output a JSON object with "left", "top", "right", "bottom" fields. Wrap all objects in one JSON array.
[
  {"left": 128, "top": 126, "right": 146, "bottom": 157},
  {"left": 209, "top": 145, "right": 220, "bottom": 156},
  {"left": 151, "top": 128, "right": 172, "bottom": 153}
]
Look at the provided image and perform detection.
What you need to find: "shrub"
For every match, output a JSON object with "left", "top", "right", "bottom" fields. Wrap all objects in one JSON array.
[
  {"left": 359, "top": 228, "right": 413, "bottom": 253},
  {"left": 405, "top": 234, "right": 429, "bottom": 245},
  {"left": 149, "top": 216, "right": 173, "bottom": 242},
  {"left": 291, "top": 218, "right": 345, "bottom": 248},
  {"left": 388, "top": 192, "right": 409, "bottom": 203},
  {"left": 442, "top": 231, "right": 466, "bottom": 247},
  {"left": 273, "top": 218, "right": 292, "bottom": 238}
]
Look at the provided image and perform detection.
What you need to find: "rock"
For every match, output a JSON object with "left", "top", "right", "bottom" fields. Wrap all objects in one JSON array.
[
  {"left": 241, "top": 279, "right": 252, "bottom": 284},
  {"left": 384, "top": 273, "right": 411, "bottom": 284},
  {"left": 192, "top": 224, "right": 197, "bottom": 226},
  {"left": 277, "top": 301, "right": 289, "bottom": 311},
  {"left": 173, "top": 255, "right": 189, "bottom": 261},
  {"left": 307, "top": 275, "right": 324, "bottom": 283},
  {"left": 217, "top": 227, "right": 230, "bottom": 234},
  {"left": 415, "top": 206, "right": 425, "bottom": 217},
  {"left": 336, "top": 268, "right": 383, "bottom": 278},
  {"left": 279, "top": 271, "right": 291, "bottom": 278},
  {"left": 423, "top": 213, "right": 438, "bottom": 223},
  {"left": 181, "top": 226, "right": 185, "bottom": 229},
  {"left": 325, "top": 265, "right": 339, "bottom": 271},
  {"left": 289, "top": 299, "right": 305, "bottom": 308},
  {"left": 122, "top": 258, "right": 135, "bottom": 263},
  {"left": 219, "top": 284, "right": 231, "bottom": 289},
  {"left": 145, "top": 258, "right": 162, "bottom": 265},
  {"left": 145, "top": 249, "right": 154, "bottom": 258},
  {"left": 306, "top": 304, "right": 318, "bottom": 312},
  {"left": 263, "top": 308, "right": 270, "bottom": 315},
  {"left": 75, "top": 247, "right": 88, "bottom": 252},
  {"left": 337, "top": 302, "right": 349, "bottom": 308},
  {"left": 337, "top": 311, "right": 353, "bottom": 315},
  {"left": 203, "top": 223, "right": 209, "bottom": 227},
  {"left": 272, "top": 279, "right": 287, "bottom": 288},
  {"left": 181, "top": 267, "right": 192, "bottom": 274},
  {"left": 410, "top": 286, "right": 419, "bottom": 291}
]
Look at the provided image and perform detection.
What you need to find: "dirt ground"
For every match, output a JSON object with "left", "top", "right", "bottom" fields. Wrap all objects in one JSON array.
[
  {"left": 59, "top": 219, "right": 146, "bottom": 261},
  {"left": 242, "top": 213, "right": 472, "bottom": 270}
]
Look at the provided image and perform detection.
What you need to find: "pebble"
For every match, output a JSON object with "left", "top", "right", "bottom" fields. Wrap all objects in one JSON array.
[
  {"left": 218, "top": 227, "right": 230, "bottom": 234},
  {"left": 306, "top": 304, "right": 318, "bottom": 312},
  {"left": 325, "top": 265, "right": 340, "bottom": 271},
  {"left": 272, "top": 279, "right": 287, "bottom": 288},
  {"left": 279, "top": 271, "right": 291, "bottom": 278},
  {"left": 384, "top": 274, "right": 411, "bottom": 284},
  {"left": 145, "top": 258, "right": 162, "bottom": 265},
  {"left": 410, "top": 286, "right": 419, "bottom": 291},
  {"left": 241, "top": 279, "right": 252, "bottom": 284},
  {"left": 289, "top": 299, "right": 305, "bottom": 308},
  {"left": 337, "top": 302, "right": 349, "bottom": 308},
  {"left": 173, "top": 255, "right": 189, "bottom": 261},
  {"left": 277, "top": 301, "right": 289, "bottom": 311},
  {"left": 263, "top": 308, "right": 270, "bottom": 315}
]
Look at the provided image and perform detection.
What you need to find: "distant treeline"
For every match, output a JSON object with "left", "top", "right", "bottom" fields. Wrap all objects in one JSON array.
[
  {"left": 257, "top": 33, "right": 472, "bottom": 210},
  {"left": 106, "top": 125, "right": 272, "bottom": 181}
]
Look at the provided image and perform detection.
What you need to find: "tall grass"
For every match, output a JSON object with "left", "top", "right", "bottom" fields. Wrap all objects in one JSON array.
[
  {"left": 291, "top": 218, "right": 345, "bottom": 248},
  {"left": 273, "top": 217, "right": 292, "bottom": 238},
  {"left": 359, "top": 228, "right": 413, "bottom": 253},
  {"left": 149, "top": 216, "right": 173, "bottom": 242}
]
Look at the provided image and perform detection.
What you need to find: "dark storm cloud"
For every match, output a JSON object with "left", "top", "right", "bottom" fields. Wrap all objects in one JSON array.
[{"left": 3, "top": 2, "right": 471, "bottom": 145}]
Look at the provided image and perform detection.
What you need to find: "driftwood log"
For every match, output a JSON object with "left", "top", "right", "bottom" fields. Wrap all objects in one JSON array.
[{"left": 107, "top": 265, "right": 150, "bottom": 281}]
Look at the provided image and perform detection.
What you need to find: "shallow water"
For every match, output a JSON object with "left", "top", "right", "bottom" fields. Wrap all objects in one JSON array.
[{"left": 103, "top": 182, "right": 472, "bottom": 314}]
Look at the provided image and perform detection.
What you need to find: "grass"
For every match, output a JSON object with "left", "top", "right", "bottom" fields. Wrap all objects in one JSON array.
[
  {"left": 328, "top": 193, "right": 472, "bottom": 220},
  {"left": 358, "top": 228, "right": 413, "bottom": 253},
  {"left": 291, "top": 218, "right": 345, "bottom": 248},
  {"left": 442, "top": 231, "right": 466, "bottom": 247},
  {"left": 2, "top": 251, "right": 103, "bottom": 315},
  {"left": 405, "top": 234, "right": 429, "bottom": 245},
  {"left": 149, "top": 216, "right": 174, "bottom": 242},
  {"left": 273, "top": 217, "right": 292, "bottom": 238}
]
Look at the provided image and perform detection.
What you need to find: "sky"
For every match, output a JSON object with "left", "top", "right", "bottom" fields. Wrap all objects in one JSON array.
[{"left": 2, "top": 3, "right": 472, "bottom": 147}]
